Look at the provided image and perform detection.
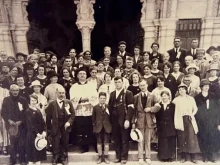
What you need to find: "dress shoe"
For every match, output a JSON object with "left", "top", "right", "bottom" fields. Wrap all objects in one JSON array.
[
  {"left": 203, "top": 158, "right": 208, "bottom": 163},
  {"left": 180, "top": 158, "right": 186, "bottom": 163},
  {"left": 62, "top": 159, "right": 68, "bottom": 165},
  {"left": 104, "top": 155, "right": 110, "bottom": 164},
  {"left": 114, "top": 159, "right": 121, "bottom": 163},
  {"left": 121, "top": 160, "right": 127, "bottom": 164},
  {"left": 146, "top": 159, "right": 151, "bottom": 165},
  {"left": 52, "top": 159, "right": 57, "bottom": 165},
  {"left": 96, "top": 155, "right": 102, "bottom": 164},
  {"left": 210, "top": 159, "right": 217, "bottom": 163},
  {"left": 138, "top": 158, "right": 144, "bottom": 165},
  {"left": 8, "top": 162, "right": 15, "bottom": 165},
  {"left": 20, "top": 162, "right": 26, "bottom": 165},
  {"left": 191, "top": 159, "right": 198, "bottom": 164}
]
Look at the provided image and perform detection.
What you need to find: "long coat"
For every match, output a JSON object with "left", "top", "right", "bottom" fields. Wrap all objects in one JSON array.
[
  {"left": 46, "top": 99, "right": 75, "bottom": 136},
  {"left": 155, "top": 103, "right": 176, "bottom": 137},
  {"left": 195, "top": 93, "right": 220, "bottom": 153},
  {"left": 26, "top": 108, "right": 46, "bottom": 162},
  {"left": 92, "top": 104, "right": 112, "bottom": 133},
  {"left": 108, "top": 89, "right": 134, "bottom": 127}
]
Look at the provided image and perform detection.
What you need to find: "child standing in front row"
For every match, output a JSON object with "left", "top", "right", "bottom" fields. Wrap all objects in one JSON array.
[{"left": 92, "top": 92, "right": 112, "bottom": 164}]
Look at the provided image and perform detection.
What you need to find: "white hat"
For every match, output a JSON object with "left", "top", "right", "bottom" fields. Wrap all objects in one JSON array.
[
  {"left": 185, "top": 63, "right": 199, "bottom": 73},
  {"left": 130, "top": 128, "right": 143, "bottom": 142},
  {"left": 35, "top": 137, "right": 47, "bottom": 151},
  {"left": 30, "top": 80, "right": 43, "bottom": 88}
]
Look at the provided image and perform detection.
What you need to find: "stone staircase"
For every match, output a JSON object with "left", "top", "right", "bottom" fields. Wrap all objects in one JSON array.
[{"left": 0, "top": 142, "right": 219, "bottom": 164}]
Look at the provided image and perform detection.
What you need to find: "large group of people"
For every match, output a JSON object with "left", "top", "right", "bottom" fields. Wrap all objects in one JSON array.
[{"left": 0, "top": 38, "right": 220, "bottom": 165}]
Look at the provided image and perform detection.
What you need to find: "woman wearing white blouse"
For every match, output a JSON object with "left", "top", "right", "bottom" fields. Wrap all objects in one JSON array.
[
  {"left": 172, "top": 83, "right": 200, "bottom": 164},
  {"left": 98, "top": 72, "right": 115, "bottom": 104}
]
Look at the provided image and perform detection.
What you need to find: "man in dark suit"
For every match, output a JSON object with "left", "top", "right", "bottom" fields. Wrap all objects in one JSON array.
[
  {"left": 103, "top": 57, "right": 115, "bottom": 75},
  {"left": 1, "top": 84, "right": 28, "bottom": 165},
  {"left": 113, "top": 41, "right": 132, "bottom": 63},
  {"left": 92, "top": 92, "right": 112, "bottom": 164},
  {"left": 167, "top": 37, "right": 187, "bottom": 65},
  {"left": 108, "top": 76, "right": 134, "bottom": 164},
  {"left": 186, "top": 39, "right": 199, "bottom": 59},
  {"left": 46, "top": 86, "right": 75, "bottom": 165},
  {"left": 133, "top": 46, "right": 143, "bottom": 69}
]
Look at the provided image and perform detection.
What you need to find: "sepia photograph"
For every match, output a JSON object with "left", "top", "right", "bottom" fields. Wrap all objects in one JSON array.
[{"left": 0, "top": 0, "right": 220, "bottom": 165}]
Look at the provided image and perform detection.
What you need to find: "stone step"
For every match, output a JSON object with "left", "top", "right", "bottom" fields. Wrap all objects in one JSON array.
[{"left": 0, "top": 143, "right": 220, "bottom": 164}]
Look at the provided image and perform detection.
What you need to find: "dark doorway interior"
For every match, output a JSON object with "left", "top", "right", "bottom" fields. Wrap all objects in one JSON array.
[
  {"left": 26, "top": 0, "right": 143, "bottom": 60},
  {"left": 26, "top": 0, "right": 82, "bottom": 58},
  {"left": 91, "top": 0, "right": 143, "bottom": 60}
]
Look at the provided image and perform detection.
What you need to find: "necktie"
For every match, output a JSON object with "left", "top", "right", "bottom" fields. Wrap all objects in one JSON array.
[
  {"left": 107, "top": 85, "right": 110, "bottom": 94},
  {"left": 102, "top": 105, "right": 105, "bottom": 114},
  {"left": 193, "top": 49, "right": 196, "bottom": 56},
  {"left": 142, "top": 93, "right": 147, "bottom": 108},
  {"left": 175, "top": 49, "right": 178, "bottom": 54}
]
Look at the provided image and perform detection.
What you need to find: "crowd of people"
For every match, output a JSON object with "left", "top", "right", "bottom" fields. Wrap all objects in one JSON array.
[{"left": 0, "top": 37, "right": 220, "bottom": 165}]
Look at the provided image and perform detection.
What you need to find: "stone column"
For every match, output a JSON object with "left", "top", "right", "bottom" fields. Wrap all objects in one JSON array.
[
  {"left": 12, "top": 0, "right": 29, "bottom": 54},
  {"left": 200, "top": 0, "right": 218, "bottom": 49},
  {"left": 74, "top": 0, "right": 96, "bottom": 52},
  {"left": 158, "top": 0, "right": 178, "bottom": 53},
  {"left": 140, "top": 0, "right": 157, "bottom": 51}
]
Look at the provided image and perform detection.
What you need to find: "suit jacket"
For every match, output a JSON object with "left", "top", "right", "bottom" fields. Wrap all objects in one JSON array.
[
  {"left": 133, "top": 55, "right": 143, "bottom": 69},
  {"left": 46, "top": 99, "right": 75, "bottom": 136},
  {"left": 167, "top": 48, "right": 187, "bottom": 65},
  {"left": 1, "top": 95, "right": 28, "bottom": 130},
  {"left": 108, "top": 89, "right": 134, "bottom": 127},
  {"left": 186, "top": 48, "right": 197, "bottom": 59},
  {"left": 103, "top": 65, "right": 115, "bottom": 75},
  {"left": 113, "top": 52, "right": 132, "bottom": 63},
  {"left": 92, "top": 104, "right": 112, "bottom": 133},
  {"left": 149, "top": 52, "right": 163, "bottom": 63},
  {"left": 133, "top": 92, "right": 156, "bottom": 129}
]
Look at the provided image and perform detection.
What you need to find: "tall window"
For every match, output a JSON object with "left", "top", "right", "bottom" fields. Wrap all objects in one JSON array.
[{"left": 175, "top": 19, "right": 202, "bottom": 50}]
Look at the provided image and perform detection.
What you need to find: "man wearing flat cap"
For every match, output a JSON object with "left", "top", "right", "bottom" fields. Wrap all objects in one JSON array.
[
  {"left": 1, "top": 84, "right": 28, "bottom": 165},
  {"left": 113, "top": 41, "right": 132, "bottom": 63}
]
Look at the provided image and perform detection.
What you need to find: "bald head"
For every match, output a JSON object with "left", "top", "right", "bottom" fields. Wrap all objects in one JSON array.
[
  {"left": 56, "top": 86, "right": 66, "bottom": 100},
  {"left": 10, "top": 84, "right": 19, "bottom": 97}
]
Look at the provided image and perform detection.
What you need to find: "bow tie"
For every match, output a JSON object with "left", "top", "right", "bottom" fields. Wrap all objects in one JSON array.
[{"left": 59, "top": 100, "right": 64, "bottom": 104}]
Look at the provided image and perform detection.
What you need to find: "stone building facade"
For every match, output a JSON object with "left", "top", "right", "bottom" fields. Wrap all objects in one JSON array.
[{"left": 0, "top": 0, "right": 219, "bottom": 56}]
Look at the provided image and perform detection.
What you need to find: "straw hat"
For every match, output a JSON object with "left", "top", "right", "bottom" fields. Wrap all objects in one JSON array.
[
  {"left": 130, "top": 128, "right": 143, "bottom": 142},
  {"left": 35, "top": 137, "right": 47, "bottom": 151},
  {"left": 185, "top": 63, "right": 199, "bottom": 72},
  {"left": 30, "top": 80, "right": 43, "bottom": 88},
  {"left": 206, "top": 65, "right": 220, "bottom": 72}
]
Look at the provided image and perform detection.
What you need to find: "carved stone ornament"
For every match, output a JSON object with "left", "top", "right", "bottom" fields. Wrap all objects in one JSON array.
[
  {"left": 4, "top": 3, "right": 13, "bottom": 23},
  {"left": 140, "top": 0, "right": 147, "bottom": 21},
  {"left": 212, "top": 0, "right": 220, "bottom": 17},
  {"left": 166, "top": 0, "right": 172, "bottom": 18},
  {"left": 74, "top": 0, "right": 95, "bottom": 22},
  {"left": 22, "top": 2, "right": 29, "bottom": 24}
]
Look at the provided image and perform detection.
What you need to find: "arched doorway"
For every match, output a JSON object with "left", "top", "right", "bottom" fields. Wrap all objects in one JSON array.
[
  {"left": 91, "top": 0, "right": 144, "bottom": 60},
  {"left": 26, "top": 0, "right": 82, "bottom": 58}
]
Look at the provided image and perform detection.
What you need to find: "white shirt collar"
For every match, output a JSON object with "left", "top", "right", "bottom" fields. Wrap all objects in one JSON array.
[{"left": 119, "top": 51, "right": 126, "bottom": 56}]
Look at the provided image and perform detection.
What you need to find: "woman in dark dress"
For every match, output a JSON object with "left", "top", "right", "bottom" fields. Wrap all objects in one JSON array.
[
  {"left": 142, "top": 64, "right": 157, "bottom": 92},
  {"left": 26, "top": 94, "right": 46, "bottom": 165},
  {"left": 58, "top": 67, "right": 76, "bottom": 99},
  {"left": 162, "top": 62, "right": 177, "bottom": 99},
  {"left": 152, "top": 91, "right": 176, "bottom": 162},
  {"left": 150, "top": 58, "right": 163, "bottom": 77},
  {"left": 207, "top": 65, "right": 219, "bottom": 96},
  {"left": 33, "top": 65, "right": 48, "bottom": 94},
  {"left": 195, "top": 79, "right": 220, "bottom": 163},
  {"left": 127, "top": 71, "right": 141, "bottom": 96}
]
